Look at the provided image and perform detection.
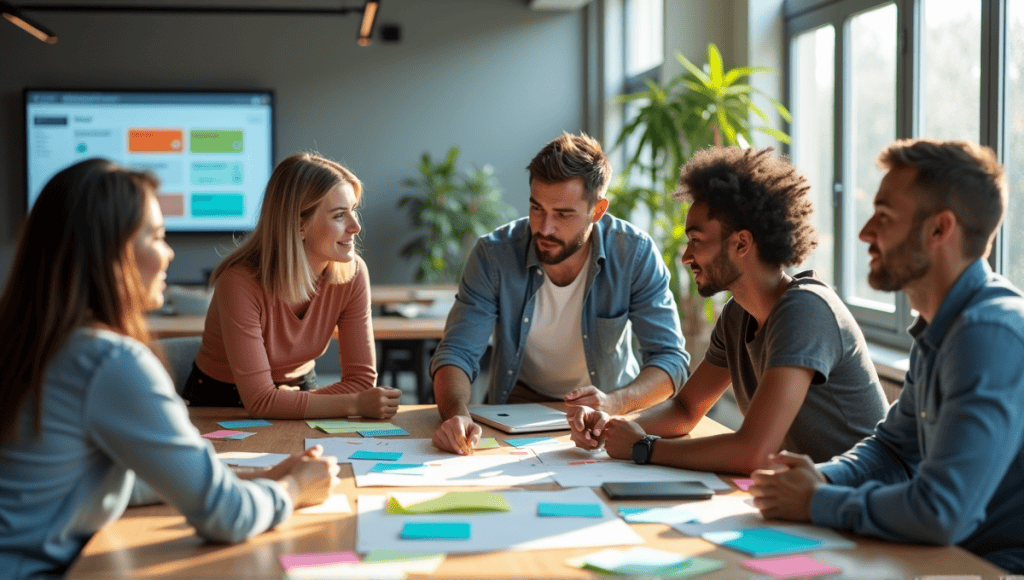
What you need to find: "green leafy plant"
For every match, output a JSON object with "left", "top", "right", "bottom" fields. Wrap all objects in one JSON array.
[
  {"left": 398, "top": 147, "right": 514, "bottom": 283},
  {"left": 609, "top": 43, "right": 791, "bottom": 326}
]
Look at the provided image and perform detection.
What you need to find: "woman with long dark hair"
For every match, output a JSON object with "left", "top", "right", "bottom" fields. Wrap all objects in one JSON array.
[{"left": 0, "top": 159, "right": 339, "bottom": 579}]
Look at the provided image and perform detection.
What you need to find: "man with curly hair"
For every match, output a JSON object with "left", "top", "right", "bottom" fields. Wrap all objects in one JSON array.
[
  {"left": 569, "top": 146, "right": 888, "bottom": 475},
  {"left": 750, "top": 139, "right": 1024, "bottom": 573}
]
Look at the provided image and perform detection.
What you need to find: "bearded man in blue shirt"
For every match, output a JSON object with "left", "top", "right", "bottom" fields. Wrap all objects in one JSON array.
[
  {"left": 750, "top": 138, "right": 1024, "bottom": 573},
  {"left": 430, "top": 133, "right": 690, "bottom": 455}
]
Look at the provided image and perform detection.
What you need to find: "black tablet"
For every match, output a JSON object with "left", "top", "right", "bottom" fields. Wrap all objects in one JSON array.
[{"left": 601, "top": 481, "right": 714, "bottom": 500}]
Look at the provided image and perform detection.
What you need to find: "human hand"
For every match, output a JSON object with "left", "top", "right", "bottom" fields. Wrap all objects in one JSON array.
[
  {"left": 356, "top": 386, "right": 402, "bottom": 419},
  {"left": 602, "top": 418, "right": 646, "bottom": 460},
  {"left": 432, "top": 415, "right": 482, "bottom": 455},
  {"left": 282, "top": 451, "right": 340, "bottom": 508},
  {"left": 564, "top": 386, "right": 615, "bottom": 413},
  {"left": 277, "top": 384, "right": 301, "bottom": 391},
  {"left": 264, "top": 445, "right": 323, "bottom": 481},
  {"left": 749, "top": 451, "right": 827, "bottom": 522},
  {"left": 568, "top": 406, "right": 610, "bottom": 450}
]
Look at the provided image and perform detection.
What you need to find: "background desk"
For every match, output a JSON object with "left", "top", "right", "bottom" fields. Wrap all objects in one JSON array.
[
  {"left": 65, "top": 405, "right": 1003, "bottom": 579},
  {"left": 146, "top": 314, "right": 446, "bottom": 342}
]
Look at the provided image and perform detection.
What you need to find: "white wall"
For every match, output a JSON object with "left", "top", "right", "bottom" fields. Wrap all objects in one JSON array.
[{"left": 0, "top": 0, "right": 586, "bottom": 285}]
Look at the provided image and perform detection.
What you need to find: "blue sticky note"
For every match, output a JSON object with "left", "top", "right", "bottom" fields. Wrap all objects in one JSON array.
[
  {"left": 350, "top": 450, "right": 403, "bottom": 461},
  {"left": 218, "top": 419, "right": 272, "bottom": 428},
  {"left": 703, "top": 527, "right": 823, "bottom": 557},
  {"left": 224, "top": 431, "right": 257, "bottom": 439},
  {"left": 505, "top": 437, "right": 560, "bottom": 448},
  {"left": 618, "top": 506, "right": 698, "bottom": 524},
  {"left": 359, "top": 427, "right": 411, "bottom": 437},
  {"left": 537, "top": 502, "right": 603, "bottom": 518},
  {"left": 400, "top": 522, "right": 471, "bottom": 540},
  {"left": 370, "top": 462, "right": 427, "bottom": 475}
]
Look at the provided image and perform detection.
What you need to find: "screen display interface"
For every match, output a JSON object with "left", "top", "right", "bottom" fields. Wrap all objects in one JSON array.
[{"left": 25, "top": 89, "right": 273, "bottom": 232}]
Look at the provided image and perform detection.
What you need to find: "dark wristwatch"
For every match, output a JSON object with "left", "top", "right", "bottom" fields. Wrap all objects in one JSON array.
[{"left": 631, "top": 434, "right": 660, "bottom": 465}]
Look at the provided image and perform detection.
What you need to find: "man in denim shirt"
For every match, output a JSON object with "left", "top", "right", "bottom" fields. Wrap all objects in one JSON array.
[
  {"left": 750, "top": 139, "right": 1024, "bottom": 573},
  {"left": 430, "top": 133, "right": 689, "bottom": 454}
]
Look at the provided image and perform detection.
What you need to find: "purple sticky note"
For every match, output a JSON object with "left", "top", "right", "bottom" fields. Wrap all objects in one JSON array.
[
  {"left": 734, "top": 478, "right": 754, "bottom": 491},
  {"left": 201, "top": 429, "right": 244, "bottom": 439},
  {"left": 279, "top": 551, "right": 360, "bottom": 572},
  {"left": 741, "top": 554, "right": 841, "bottom": 579}
]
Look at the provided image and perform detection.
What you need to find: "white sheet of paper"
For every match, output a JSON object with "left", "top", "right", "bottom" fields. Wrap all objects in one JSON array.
[
  {"left": 355, "top": 488, "right": 643, "bottom": 554},
  {"left": 218, "top": 451, "right": 290, "bottom": 468},
  {"left": 530, "top": 444, "right": 730, "bottom": 490},
  {"left": 295, "top": 493, "right": 352, "bottom": 514},
  {"left": 307, "top": 437, "right": 556, "bottom": 487}
]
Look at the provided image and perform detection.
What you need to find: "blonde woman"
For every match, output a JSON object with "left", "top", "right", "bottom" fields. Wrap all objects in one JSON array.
[
  {"left": 184, "top": 152, "right": 400, "bottom": 419},
  {"left": 0, "top": 159, "right": 339, "bottom": 579}
]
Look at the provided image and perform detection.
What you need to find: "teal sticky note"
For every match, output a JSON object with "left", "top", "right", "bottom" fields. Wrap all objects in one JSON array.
[
  {"left": 359, "top": 427, "right": 411, "bottom": 437},
  {"left": 537, "top": 502, "right": 603, "bottom": 518},
  {"left": 703, "top": 527, "right": 823, "bottom": 557},
  {"left": 218, "top": 419, "right": 272, "bottom": 428},
  {"left": 350, "top": 450, "right": 403, "bottom": 461},
  {"left": 618, "top": 506, "right": 698, "bottom": 524},
  {"left": 505, "top": 437, "right": 560, "bottom": 448},
  {"left": 224, "top": 431, "right": 256, "bottom": 439},
  {"left": 400, "top": 522, "right": 471, "bottom": 540},
  {"left": 370, "top": 462, "right": 427, "bottom": 475}
]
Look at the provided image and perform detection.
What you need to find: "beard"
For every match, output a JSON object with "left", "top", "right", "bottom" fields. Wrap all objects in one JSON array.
[
  {"left": 694, "top": 245, "right": 742, "bottom": 297},
  {"left": 867, "top": 221, "right": 932, "bottom": 292},
  {"left": 534, "top": 226, "right": 589, "bottom": 265}
]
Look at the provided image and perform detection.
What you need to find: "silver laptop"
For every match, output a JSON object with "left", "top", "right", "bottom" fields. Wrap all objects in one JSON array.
[{"left": 469, "top": 403, "right": 569, "bottom": 434}]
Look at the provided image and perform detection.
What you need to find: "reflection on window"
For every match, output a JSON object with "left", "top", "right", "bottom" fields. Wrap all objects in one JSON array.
[
  {"left": 791, "top": 25, "right": 836, "bottom": 284},
  {"left": 1004, "top": 2, "right": 1024, "bottom": 287},
  {"left": 846, "top": 3, "right": 897, "bottom": 313},
  {"left": 626, "top": 0, "right": 663, "bottom": 76},
  {"left": 920, "top": 0, "right": 980, "bottom": 140}
]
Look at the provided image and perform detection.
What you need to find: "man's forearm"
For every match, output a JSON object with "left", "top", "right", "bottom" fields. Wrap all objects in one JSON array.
[
  {"left": 611, "top": 366, "right": 675, "bottom": 415},
  {"left": 433, "top": 365, "right": 474, "bottom": 420}
]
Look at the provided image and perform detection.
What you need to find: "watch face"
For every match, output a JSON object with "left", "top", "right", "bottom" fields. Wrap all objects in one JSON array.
[{"left": 632, "top": 437, "right": 650, "bottom": 464}]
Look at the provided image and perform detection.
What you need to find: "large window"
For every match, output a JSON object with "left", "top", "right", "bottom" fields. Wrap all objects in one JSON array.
[{"left": 786, "top": 0, "right": 1019, "bottom": 348}]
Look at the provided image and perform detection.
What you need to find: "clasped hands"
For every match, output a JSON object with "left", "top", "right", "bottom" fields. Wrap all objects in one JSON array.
[{"left": 568, "top": 405, "right": 645, "bottom": 459}]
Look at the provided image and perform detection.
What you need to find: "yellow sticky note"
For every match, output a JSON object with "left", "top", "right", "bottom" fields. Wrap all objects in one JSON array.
[
  {"left": 475, "top": 437, "right": 500, "bottom": 449},
  {"left": 386, "top": 492, "right": 511, "bottom": 515}
]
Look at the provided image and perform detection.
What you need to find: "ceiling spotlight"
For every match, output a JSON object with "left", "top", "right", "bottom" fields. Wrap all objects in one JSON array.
[
  {"left": 358, "top": 0, "right": 379, "bottom": 47},
  {"left": 1, "top": 1, "right": 58, "bottom": 43}
]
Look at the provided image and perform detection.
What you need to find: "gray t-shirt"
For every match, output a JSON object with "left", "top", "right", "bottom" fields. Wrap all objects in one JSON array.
[{"left": 704, "top": 271, "right": 888, "bottom": 462}]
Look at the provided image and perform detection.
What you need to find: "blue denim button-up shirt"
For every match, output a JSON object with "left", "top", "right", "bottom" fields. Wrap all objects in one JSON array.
[
  {"left": 430, "top": 214, "right": 690, "bottom": 404},
  {"left": 811, "top": 259, "right": 1024, "bottom": 570}
]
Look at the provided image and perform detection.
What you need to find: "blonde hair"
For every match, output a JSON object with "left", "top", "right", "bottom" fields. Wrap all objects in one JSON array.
[{"left": 211, "top": 152, "right": 363, "bottom": 303}]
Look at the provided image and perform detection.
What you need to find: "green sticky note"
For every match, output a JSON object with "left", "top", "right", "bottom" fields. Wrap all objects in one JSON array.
[
  {"left": 474, "top": 437, "right": 500, "bottom": 449},
  {"left": 538, "top": 502, "right": 603, "bottom": 518},
  {"left": 400, "top": 522, "right": 471, "bottom": 540},
  {"left": 386, "top": 492, "right": 511, "bottom": 515},
  {"left": 362, "top": 548, "right": 444, "bottom": 564}
]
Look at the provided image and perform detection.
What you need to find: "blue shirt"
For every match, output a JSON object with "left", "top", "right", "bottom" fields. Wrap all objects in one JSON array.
[
  {"left": 430, "top": 214, "right": 690, "bottom": 404},
  {"left": 0, "top": 329, "right": 292, "bottom": 579},
  {"left": 811, "top": 259, "right": 1024, "bottom": 571}
]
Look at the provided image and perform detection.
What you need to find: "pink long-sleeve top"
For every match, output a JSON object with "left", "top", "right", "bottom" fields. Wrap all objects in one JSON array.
[{"left": 194, "top": 257, "right": 377, "bottom": 418}]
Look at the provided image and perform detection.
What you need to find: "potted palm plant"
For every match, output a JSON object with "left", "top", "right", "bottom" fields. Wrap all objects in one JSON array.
[
  {"left": 398, "top": 147, "right": 514, "bottom": 283},
  {"left": 609, "top": 43, "right": 791, "bottom": 356}
]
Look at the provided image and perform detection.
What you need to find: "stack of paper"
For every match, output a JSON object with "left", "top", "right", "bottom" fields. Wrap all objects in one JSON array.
[{"left": 305, "top": 419, "right": 404, "bottom": 435}]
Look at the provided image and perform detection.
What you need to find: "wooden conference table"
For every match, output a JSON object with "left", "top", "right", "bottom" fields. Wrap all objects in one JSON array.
[{"left": 65, "top": 405, "right": 1003, "bottom": 579}]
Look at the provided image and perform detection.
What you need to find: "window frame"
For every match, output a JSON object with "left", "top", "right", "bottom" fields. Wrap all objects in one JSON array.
[{"left": 785, "top": 0, "right": 1010, "bottom": 350}]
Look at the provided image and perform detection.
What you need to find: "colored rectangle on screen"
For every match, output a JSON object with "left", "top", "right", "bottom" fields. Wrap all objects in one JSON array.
[
  {"left": 191, "top": 193, "right": 244, "bottom": 217},
  {"left": 190, "top": 129, "right": 243, "bottom": 153}
]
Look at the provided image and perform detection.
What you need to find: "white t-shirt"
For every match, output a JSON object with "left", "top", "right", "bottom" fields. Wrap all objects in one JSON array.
[{"left": 516, "top": 260, "right": 591, "bottom": 398}]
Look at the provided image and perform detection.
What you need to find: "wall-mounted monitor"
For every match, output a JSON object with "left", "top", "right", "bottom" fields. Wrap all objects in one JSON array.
[{"left": 24, "top": 89, "right": 274, "bottom": 233}]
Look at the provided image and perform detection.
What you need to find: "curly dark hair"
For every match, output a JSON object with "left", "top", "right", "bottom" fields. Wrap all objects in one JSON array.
[{"left": 673, "top": 147, "right": 817, "bottom": 268}]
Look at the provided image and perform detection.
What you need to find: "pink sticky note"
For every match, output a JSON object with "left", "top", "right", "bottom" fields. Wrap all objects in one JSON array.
[
  {"left": 201, "top": 429, "right": 244, "bottom": 439},
  {"left": 279, "top": 551, "right": 360, "bottom": 571},
  {"left": 741, "top": 554, "right": 841, "bottom": 579},
  {"left": 734, "top": 478, "right": 754, "bottom": 491}
]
